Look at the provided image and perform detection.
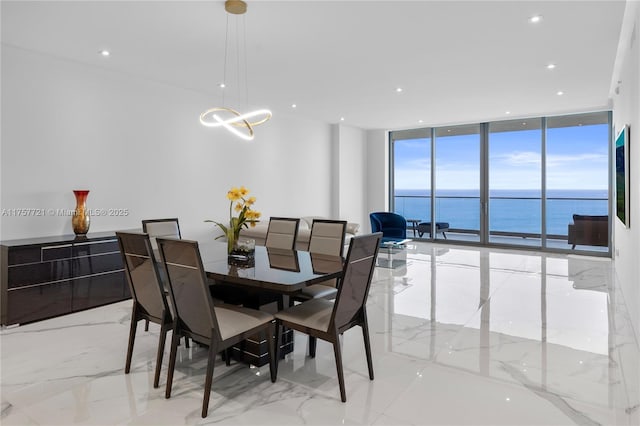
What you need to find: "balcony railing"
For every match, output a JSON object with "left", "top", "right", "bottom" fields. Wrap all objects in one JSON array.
[{"left": 393, "top": 194, "right": 608, "bottom": 239}]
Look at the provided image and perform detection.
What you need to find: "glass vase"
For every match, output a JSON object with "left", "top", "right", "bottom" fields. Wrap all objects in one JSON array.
[
  {"left": 228, "top": 236, "right": 255, "bottom": 267},
  {"left": 72, "top": 190, "right": 90, "bottom": 235}
]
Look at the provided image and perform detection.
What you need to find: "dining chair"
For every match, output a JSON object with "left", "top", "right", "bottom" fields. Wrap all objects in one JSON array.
[
  {"left": 141, "top": 218, "right": 181, "bottom": 330},
  {"left": 273, "top": 232, "right": 382, "bottom": 402},
  {"left": 156, "top": 237, "right": 277, "bottom": 418},
  {"left": 142, "top": 218, "right": 181, "bottom": 250},
  {"left": 116, "top": 231, "right": 173, "bottom": 389},
  {"left": 265, "top": 217, "right": 300, "bottom": 250},
  {"left": 291, "top": 219, "right": 346, "bottom": 304}
]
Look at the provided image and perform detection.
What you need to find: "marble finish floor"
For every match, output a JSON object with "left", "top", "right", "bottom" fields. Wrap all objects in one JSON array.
[{"left": 2, "top": 242, "right": 639, "bottom": 425}]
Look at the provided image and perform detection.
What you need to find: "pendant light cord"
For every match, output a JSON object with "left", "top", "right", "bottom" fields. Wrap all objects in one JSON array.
[
  {"left": 222, "top": 13, "right": 229, "bottom": 107},
  {"left": 243, "top": 15, "right": 249, "bottom": 108},
  {"left": 236, "top": 16, "right": 241, "bottom": 108},
  {"left": 200, "top": 0, "right": 271, "bottom": 140}
]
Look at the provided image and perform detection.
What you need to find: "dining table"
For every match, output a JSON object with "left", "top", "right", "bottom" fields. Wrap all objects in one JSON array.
[{"left": 197, "top": 241, "right": 344, "bottom": 366}]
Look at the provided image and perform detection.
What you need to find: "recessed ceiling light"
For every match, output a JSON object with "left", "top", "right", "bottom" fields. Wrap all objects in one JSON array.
[
  {"left": 546, "top": 63, "right": 556, "bottom": 70},
  {"left": 522, "top": 122, "right": 527, "bottom": 126},
  {"left": 529, "top": 15, "right": 542, "bottom": 23},
  {"left": 99, "top": 49, "right": 110, "bottom": 57},
  {"left": 219, "top": 82, "right": 226, "bottom": 88},
  {"left": 557, "top": 91, "right": 564, "bottom": 96},
  {"left": 396, "top": 87, "right": 403, "bottom": 93},
  {"left": 505, "top": 111, "right": 511, "bottom": 115},
  {"left": 291, "top": 104, "right": 297, "bottom": 108},
  {"left": 418, "top": 119, "right": 424, "bottom": 124},
  {"left": 340, "top": 117, "right": 345, "bottom": 121}
]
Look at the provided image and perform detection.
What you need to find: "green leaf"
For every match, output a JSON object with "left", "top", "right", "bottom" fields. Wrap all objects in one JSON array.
[{"left": 206, "top": 220, "right": 229, "bottom": 239}]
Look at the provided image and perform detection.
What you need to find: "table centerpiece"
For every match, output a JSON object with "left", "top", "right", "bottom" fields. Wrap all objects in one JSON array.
[{"left": 206, "top": 186, "right": 260, "bottom": 266}]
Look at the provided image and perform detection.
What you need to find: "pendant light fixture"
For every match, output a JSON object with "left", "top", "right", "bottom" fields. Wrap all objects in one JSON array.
[{"left": 199, "top": 0, "right": 272, "bottom": 141}]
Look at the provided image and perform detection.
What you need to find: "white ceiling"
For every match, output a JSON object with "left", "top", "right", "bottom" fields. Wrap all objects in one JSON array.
[{"left": 1, "top": 1, "right": 627, "bottom": 130}]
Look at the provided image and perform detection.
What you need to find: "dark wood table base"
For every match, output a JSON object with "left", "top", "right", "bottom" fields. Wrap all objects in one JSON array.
[{"left": 229, "top": 328, "right": 293, "bottom": 367}]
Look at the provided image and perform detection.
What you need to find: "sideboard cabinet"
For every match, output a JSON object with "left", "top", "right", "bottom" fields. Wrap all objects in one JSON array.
[{"left": 1, "top": 232, "right": 129, "bottom": 326}]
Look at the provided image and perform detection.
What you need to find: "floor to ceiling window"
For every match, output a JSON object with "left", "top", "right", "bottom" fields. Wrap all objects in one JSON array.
[
  {"left": 545, "top": 113, "right": 610, "bottom": 251},
  {"left": 390, "top": 111, "right": 611, "bottom": 255},
  {"left": 435, "top": 124, "right": 481, "bottom": 242},
  {"left": 488, "top": 118, "right": 542, "bottom": 247},
  {"left": 391, "top": 128, "right": 431, "bottom": 238}
]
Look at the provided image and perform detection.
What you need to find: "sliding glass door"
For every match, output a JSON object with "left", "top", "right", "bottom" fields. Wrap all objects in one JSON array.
[
  {"left": 391, "top": 129, "right": 431, "bottom": 238},
  {"left": 488, "top": 119, "right": 542, "bottom": 247},
  {"left": 389, "top": 111, "right": 611, "bottom": 255},
  {"left": 545, "top": 112, "right": 610, "bottom": 251},
  {"left": 434, "top": 124, "right": 481, "bottom": 242}
]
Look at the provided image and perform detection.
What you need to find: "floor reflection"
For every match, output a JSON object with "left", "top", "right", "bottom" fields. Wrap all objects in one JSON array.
[{"left": 386, "top": 244, "right": 634, "bottom": 424}]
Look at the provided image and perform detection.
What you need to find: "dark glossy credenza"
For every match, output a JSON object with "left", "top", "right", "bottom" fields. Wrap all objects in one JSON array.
[{"left": 0, "top": 232, "right": 129, "bottom": 326}]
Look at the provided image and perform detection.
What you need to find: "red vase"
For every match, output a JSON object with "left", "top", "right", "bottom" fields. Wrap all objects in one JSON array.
[{"left": 72, "top": 190, "right": 90, "bottom": 235}]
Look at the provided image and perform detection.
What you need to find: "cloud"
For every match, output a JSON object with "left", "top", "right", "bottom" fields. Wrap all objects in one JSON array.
[
  {"left": 493, "top": 151, "right": 607, "bottom": 168},
  {"left": 396, "top": 156, "right": 431, "bottom": 169},
  {"left": 494, "top": 151, "right": 541, "bottom": 166},
  {"left": 397, "top": 139, "right": 429, "bottom": 149},
  {"left": 546, "top": 153, "right": 607, "bottom": 167}
]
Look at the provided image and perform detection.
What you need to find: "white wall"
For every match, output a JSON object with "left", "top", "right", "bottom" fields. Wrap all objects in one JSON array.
[
  {"left": 0, "top": 46, "right": 335, "bottom": 242},
  {"left": 365, "top": 129, "right": 389, "bottom": 232},
  {"left": 611, "top": 1, "right": 640, "bottom": 348},
  {"left": 333, "top": 124, "right": 368, "bottom": 230}
]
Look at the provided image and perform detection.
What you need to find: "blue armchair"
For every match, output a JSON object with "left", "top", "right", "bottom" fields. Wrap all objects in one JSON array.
[{"left": 369, "top": 212, "right": 407, "bottom": 241}]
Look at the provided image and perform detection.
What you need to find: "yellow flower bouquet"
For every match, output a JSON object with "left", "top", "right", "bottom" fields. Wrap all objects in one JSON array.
[{"left": 206, "top": 186, "right": 261, "bottom": 255}]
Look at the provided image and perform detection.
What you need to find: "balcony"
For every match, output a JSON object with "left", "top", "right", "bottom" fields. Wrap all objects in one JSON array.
[{"left": 393, "top": 194, "right": 609, "bottom": 251}]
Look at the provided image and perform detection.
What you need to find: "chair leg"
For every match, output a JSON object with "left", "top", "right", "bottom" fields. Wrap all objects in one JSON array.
[
  {"left": 201, "top": 341, "right": 218, "bottom": 418},
  {"left": 309, "top": 336, "right": 317, "bottom": 358},
  {"left": 125, "top": 308, "right": 138, "bottom": 374},
  {"left": 153, "top": 321, "right": 170, "bottom": 388},
  {"left": 277, "top": 296, "right": 284, "bottom": 311},
  {"left": 145, "top": 319, "right": 149, "bottom": 332},
  {"left": 225, "top": 348, "right": 231, "bottom": 366},
  {"left": 361, "top": 312, "right": 374, "bottom": 381},
  {"left": 165, "top": 328, "right": 181, "bottom": 399},
  {"left": 268, "top": 321, "right": 277, "bottom": 383},
  {"left": 442, "top": 231, "right": 447, "bottom": 239},
  {"left": 274, "top": 320, "right": 283, "bottom": 378},
  {"left": 332, "top": 338, "right": 347, "bottom": 402}
]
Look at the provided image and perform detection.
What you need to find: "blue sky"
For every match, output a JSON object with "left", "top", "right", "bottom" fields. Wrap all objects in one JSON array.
[{"left": 394, "top": 124, "right": 609, "bottom": 190}]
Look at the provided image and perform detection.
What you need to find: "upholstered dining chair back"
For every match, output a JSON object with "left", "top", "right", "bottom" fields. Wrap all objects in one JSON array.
[
  {"left": 142, "top": 218, "right": 181, "bottom": 250},
  {"left": 118, "top": 232, "right": 168, "bottom": 320},
  {"left": 156, "top": 238, "right": 219, "bottom": 343},
  {"left": 331, "top": 232, "right": 382, "bottom": 329},
  {"left": 304, "top": 219, "right": 347, "bottom": 290},
  {"left": 116, "top": 231, "right": 173, "bottom": 388},
  {"left": 308, "top": 219, "right": 347, "bottom": 256},
  {"left": 265, "top": 217, "right": 300, "bottom": 250}
]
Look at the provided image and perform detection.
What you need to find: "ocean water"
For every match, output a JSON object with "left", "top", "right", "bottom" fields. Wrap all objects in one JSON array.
[{"left": 394, "top": 189, "right": 608, "bottom": 236}]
